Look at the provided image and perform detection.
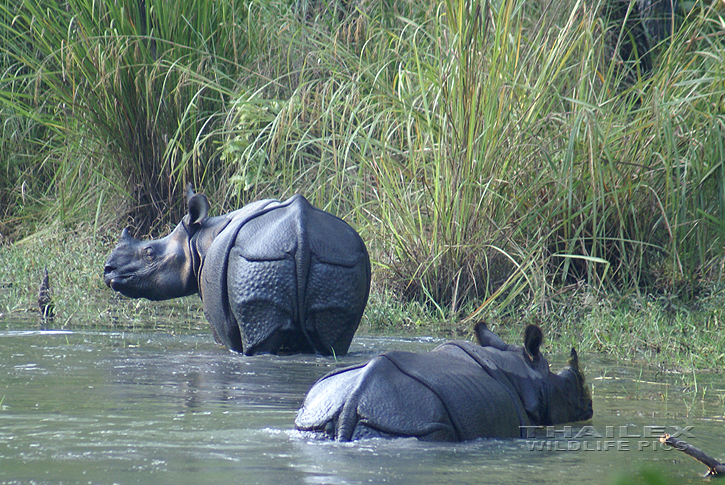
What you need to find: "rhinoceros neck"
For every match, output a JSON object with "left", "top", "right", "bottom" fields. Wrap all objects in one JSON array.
[
  {"left": 191, "top": 200, "right": 280, "bottom": 264},
  {"left": 190, "top": 215, "right": 234, "bottom": 272}
]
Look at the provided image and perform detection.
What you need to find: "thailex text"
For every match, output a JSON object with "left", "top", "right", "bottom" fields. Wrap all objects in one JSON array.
[{"left": 521, "top": 425, "right": 694, "bottom": 452}]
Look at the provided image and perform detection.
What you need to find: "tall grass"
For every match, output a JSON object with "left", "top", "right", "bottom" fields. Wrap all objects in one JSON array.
[
  {"left": 2, "top": 0, "right": 724, "bottom": 318},
  {"left": 216, "top": 0, "right": 725, "bottom": 314},
  {"left": 0, "top": 0, "right": 274, "bottom": 233}
]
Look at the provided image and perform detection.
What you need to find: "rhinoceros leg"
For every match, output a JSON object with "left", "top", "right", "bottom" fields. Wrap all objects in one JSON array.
[
  {"left": 294, "top": 364, "right": 367, "bottom": 439},
  {"left": 303, "top": 255, "right": 369, "bottom": 355},
  {"left": 226, "top": 250, "right": 309, "bottom": 355},
  {"left": 339, "top": 356, "right": 460, "bottom": 441},
  {"left": 293, "top": 197, "right": 370, "bottom": 356}
]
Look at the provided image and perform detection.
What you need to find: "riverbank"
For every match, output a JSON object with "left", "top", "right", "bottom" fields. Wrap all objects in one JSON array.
[{"left": 2, "top": 226, "right": 723, "bottom": 374}]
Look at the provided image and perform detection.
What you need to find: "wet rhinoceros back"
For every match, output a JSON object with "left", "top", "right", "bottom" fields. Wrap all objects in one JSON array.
[
  {"left": 296, "top": 344, "right": 528, "bottom": 441},
  {"left": 200, "top": 195, "right": 370, "bottom": 355},
  {"left": 379, "top": 345, "right": 529, "bottom": 440}
]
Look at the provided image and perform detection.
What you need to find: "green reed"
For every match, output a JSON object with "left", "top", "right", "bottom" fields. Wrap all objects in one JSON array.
[
  {"left": 2, "top": 0, "right": 724, "bottom": 317},
  {"left": 0, "top": 0, "right": 269, "bottom": 233}
]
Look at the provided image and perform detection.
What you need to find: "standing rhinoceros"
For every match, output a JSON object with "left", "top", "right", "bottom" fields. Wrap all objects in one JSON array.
[
  {"left": 103, "top": 185, "right": 371, "bottom": 356},
  {"left": 295, "top": 323, "right": 592, "bottom": 441}
]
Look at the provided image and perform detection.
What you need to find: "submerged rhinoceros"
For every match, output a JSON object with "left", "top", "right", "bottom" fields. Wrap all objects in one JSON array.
[
  {"left": 295, "top": 323, "right": 592, "bottom": 441},
  {"left": 103, "top": 185, "right": 371, "bottom": 356}
]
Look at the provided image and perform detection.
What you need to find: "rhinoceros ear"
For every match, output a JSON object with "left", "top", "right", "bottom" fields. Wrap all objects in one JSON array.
[
  {"left": 524, "top": 325, "right": 543, "bottom": 358},
  {"left": 474, "top": 321, "right": 509, "bottom": 350},
  {"left": 474, "top": 321, "right": 489, "bottom": 346},
  {"left": 186, "top": 186, "right": 210, "bottom": 227}
]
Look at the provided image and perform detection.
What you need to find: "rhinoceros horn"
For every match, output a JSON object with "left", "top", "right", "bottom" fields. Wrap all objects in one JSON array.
[{"left": 120, "top": 227, "right": 133, "bottom": 243}]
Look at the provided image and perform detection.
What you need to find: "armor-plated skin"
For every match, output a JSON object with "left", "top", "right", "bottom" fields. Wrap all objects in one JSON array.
[
  {"left": 295, "top": 323, "right": 593, "bottom": 441},
  {"left": 104, "top": 185, "right": 371, "bottom": 356}
]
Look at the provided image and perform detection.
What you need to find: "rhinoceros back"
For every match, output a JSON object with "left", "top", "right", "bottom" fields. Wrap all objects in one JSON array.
[
  {"left": 200, "top": 195, "right": 370, "bottom": 355},
  {"left": 295, "top": 344, "right": 528, "bottom": 441}
]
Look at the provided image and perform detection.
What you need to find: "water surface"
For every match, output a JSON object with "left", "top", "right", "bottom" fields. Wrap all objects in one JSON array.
[{"left": 1, "top": 321, "right": 723, "bottom": 484}]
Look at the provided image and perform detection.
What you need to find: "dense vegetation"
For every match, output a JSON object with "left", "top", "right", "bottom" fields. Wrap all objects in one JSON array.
[{"left": 1, "top": 0, "right": 725, "bottom": 367}]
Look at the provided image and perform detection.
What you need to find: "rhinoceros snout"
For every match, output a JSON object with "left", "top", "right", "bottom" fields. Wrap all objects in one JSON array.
[
  {"left": 103, "top": 262, "right": 120, "bottom": 287},
  {"left": 103, "top": 268, "right": 134, "bottom": 296},
  {"left": 103, "top": 268, "right": 114, "bottom": 287}
]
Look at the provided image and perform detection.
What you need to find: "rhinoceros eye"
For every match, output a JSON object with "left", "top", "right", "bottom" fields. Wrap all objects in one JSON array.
[{"left": 144, "top": 247, "right": 155, "bottom": 262}]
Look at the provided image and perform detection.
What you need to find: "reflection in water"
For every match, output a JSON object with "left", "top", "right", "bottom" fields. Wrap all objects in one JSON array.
[{"left": 0, "top": 325, "right": 722, "bottom": 484}]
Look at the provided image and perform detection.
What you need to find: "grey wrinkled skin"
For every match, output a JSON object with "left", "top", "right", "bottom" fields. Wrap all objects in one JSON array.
[
  {"left": 295, "top": 323, "right": 593, "bottom": 441},
  {"left": 104, "top": 185, "right": 371, "bottom": 356}
]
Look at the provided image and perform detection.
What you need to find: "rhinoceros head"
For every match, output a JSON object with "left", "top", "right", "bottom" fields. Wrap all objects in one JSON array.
[
  {"left": 549, "top": 347, "right": 593, "bottom": 424},
  {"left": 103, "top": 185, "right": 210, "bottom": 301},
  {"left": 516, "top": 325, "right": 593, "bottom": 425},
  {"left": 474, "top": 321, "right": 592, "bottom": 425}
]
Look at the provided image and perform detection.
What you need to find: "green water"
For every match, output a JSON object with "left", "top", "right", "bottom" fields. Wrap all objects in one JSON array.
[{"left": 0, "top": 321, "right": 723, "bottom": 484}]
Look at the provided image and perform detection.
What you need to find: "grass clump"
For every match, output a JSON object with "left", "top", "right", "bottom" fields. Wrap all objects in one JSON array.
[
  {"left": 0, "top": 0, "right": 275, "bottom": 233},
  {"left": 531, "top": 287, "right": 725, "bottom": 371},
  {"left": 215, "top": 0, "right": 725, "bottom": 314}
]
